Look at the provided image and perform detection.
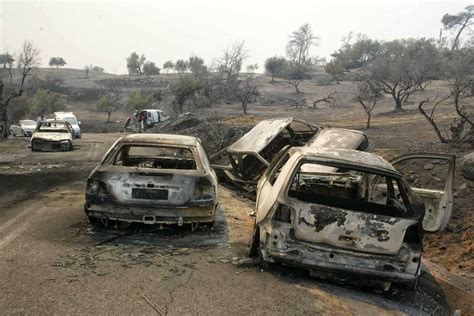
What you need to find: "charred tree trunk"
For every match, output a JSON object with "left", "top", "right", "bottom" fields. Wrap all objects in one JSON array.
[{"left": 366, "top": 112, "right": 371, "bottom": 129}]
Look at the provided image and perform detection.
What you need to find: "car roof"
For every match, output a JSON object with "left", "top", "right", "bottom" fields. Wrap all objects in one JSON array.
[
  {"left": 54, "top": 112, "right": 75, "bottom": 116},
  {"left": 227, "top": 117, "right": 295, "bottom": 154},
  {"left": 119, "top": 133, "right": 198, "bottom": 146},
  {"left": 307, "top": 128, "right": 368, "bottom": 150},
  {"left": 289, "top": 147, "right": 396, "bottom": 173}
]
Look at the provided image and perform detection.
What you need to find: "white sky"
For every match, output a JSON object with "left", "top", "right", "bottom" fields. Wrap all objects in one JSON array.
[{"left": 0, "top": 0, "right": 471, "bottom": 74}]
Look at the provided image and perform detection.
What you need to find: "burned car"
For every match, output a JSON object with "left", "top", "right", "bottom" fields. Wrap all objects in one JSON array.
[
  {"left": 10, "top": 119, "right": 37, "bottom": 137},
  {"left": 85, "top": 134, "right": 218, "bottom": 227},
  {"left": 31, "top": 120, "right": 74, "bottom": 151},
  {"left": 211, "top": 117, "right": 368, "bottom": 194},
  {"left": 249, "top": 147, "right": 455, "bottom": 290}
]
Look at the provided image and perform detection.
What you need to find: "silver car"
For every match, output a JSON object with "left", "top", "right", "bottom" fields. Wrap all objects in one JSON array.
[{"left": 10, "top": 120, "right": 37, "bottom": 137}]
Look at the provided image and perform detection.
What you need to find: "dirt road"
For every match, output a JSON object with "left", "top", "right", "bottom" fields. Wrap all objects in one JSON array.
[{"left": 0, "top": 133, "right": 469, "bottom": 315}]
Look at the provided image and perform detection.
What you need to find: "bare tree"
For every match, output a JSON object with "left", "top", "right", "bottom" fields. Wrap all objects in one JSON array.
[
  {"left": 313, "top": 92, "right": 339, "bottom": 109},
  {"left": 355, "top": 82, "right": 381, "bottom": 129},
  {"left": 235, "top": 64, "right": 260, "bottom": 114},
  {"left": 418, "top": 50, "right": 473, "bottom": 144},
  {"left": 0, "top": 41, "right": 40, "bottom": 139},
  {"left": 217, "top": 41, "right": 248, "bottom": 82}
]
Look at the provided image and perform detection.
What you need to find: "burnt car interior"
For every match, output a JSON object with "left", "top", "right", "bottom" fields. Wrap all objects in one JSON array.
[
  {"left": 287, "top": 162, "right": 415, "bottom": 218},
  {"left": 112, "top": 145, "right": 197, "bottom": 170}
]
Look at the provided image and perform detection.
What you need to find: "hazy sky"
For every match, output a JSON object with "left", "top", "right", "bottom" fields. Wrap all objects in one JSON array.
[{"left": 0, "top": 0, "right": 471, "bottom": 74}]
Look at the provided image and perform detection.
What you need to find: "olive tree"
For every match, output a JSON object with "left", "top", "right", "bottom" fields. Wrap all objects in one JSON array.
[
  {"left": 264, "top": 56, "right": 286, "bottom": 82},
  {"left": 126, "top": 52, "right": 146, "bottom": 75},
  {"left": 442, "top": 5, "right": 474, "bottom": 50},
  {"left": 368, "top": 38, "right": 439, "bottom": 111},
  {"left": 285, "top": 23, "right": 318, "bottom": 93}
]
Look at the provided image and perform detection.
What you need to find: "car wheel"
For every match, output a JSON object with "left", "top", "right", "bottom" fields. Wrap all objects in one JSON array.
[
  {"left": 88, "top": 216, "right": 108, "bottom": 229},
  {"left": 31, "top": 140, "right": 38, "bottom": 151},
  {"left": 249, "top": 225, "right": 278, "bottom": 270},
  {"left": 68, "top": 141, "right": 73, "bottom": 151}
]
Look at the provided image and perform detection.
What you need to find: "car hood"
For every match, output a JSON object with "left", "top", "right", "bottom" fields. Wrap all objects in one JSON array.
[{"left": 31, "top": 132, "right": 72, "bottom": 141}]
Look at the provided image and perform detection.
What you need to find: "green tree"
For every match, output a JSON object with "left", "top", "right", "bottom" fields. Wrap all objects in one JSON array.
[
  {"left": 368, "top": 38, "right": 439, "bottom": 111},
  {"left": 188, "top": 56, "right": 207, "bottom": 77},
  {"left": 442, "top": 5, "right": 474, "bottom": 50},
  {"left": 143, "top": 61, "right": 160, "bottom": 76},
  {"left": 48, "top": 57, "right": 67, "bottom": 68},
  {"left": 97, "top": 96, "right": 120, "bottom": 123},
  {"left": 174, "top": 59, "right": 188, "bottom": 73},
  {"left": 163, "top": 60, "right": 174, "bottom": 74},
  {"left": 171, "top": 75, "right": 202, "bottom": 113},
  {"left": 324, "top": 59, "right": 346, "bottom": 83},
  {"left": 126, "top": 90, "right": 152, "bottom": 110},
  {"left": 264, "top": 56, "right": 286, "bottom": 82},
  {"left": 0, "top": 53, "right": 14, "bottom": 68},
  {"left": 92, "top": 66, "right": 104, "bottom": 73},
  {"left": 30, "top": 89, "right": 66, "bottom": 116},
  {"left": 126, "top": 52, "right": 146, "bottom": 75}
]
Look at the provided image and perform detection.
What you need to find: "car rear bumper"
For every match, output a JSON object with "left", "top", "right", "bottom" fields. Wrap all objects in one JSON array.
[
  {"left": 261, "top": 225, "right": 420, "bottom": 285},
  {"left": 84, "top": 201, "right": 216, "bottom": 224}
]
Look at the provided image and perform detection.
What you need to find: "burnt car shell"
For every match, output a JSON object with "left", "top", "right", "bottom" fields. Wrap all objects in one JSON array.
[
  {"left": 251, "top": 147, "right": 455, "bottom": 290},
  {"left": 211, "top": 117, "right": 368, "bottom": 195},
  {"left": 85, "top": 134, "right": 218, "bottom": 226},
  {"left": 30, "top": 120, "right": 74, "bottom": 152}
]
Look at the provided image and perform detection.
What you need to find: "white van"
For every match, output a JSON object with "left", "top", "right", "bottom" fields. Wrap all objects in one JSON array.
[
  {"left": 54, "top": 112, "right": 82, "bottom": 138},
  {"left": 142, "top": 109, "right": 169, "bottom": 127}
]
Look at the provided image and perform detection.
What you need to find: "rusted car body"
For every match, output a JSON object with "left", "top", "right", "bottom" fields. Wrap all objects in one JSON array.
[
  {"left": 211, "top": 117, "right": 368, "bottom": 194},
  {"left": 250, "top": 147, "right": 455, "bottom": 290},
  {"left": 85, "top": 134, "right": 218, "bottom": 226},
  {"left": 30, "top": 120, "right": 74, "bottom": 151}
]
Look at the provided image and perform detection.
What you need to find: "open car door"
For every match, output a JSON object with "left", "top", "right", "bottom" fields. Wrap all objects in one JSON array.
[{"left": 390, "top": 153, "right": 455, "bottom": 232}]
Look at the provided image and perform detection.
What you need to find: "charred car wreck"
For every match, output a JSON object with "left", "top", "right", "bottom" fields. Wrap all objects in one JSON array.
[
  {"left": 211, "top": 117, "right": 368, "bottom": 195},
  {"left": 250, "top": 147, "right": 455, "bottom": 290},
  {"left": 85, "top": 134, "right": 218, "bottom": 227},
  {"left": 31, "top": 120, "right": 74, "bottom": 152}
]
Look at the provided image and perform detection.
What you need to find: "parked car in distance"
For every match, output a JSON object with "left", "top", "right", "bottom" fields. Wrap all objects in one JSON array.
[
  {"left": 85, "top": 133, "right": 218, "bottom": 227},
  {"left": 10, "top": 120, "right": 37, "bottom": 137},
  {"left": 250, "top": 147, "right": 455, "bottom": 291},
  {"left": 54, "top": 112, "right": 81, "bottom": 138},
  {"left": 31, "top": 120, "right": 74, "bottom": 151}
]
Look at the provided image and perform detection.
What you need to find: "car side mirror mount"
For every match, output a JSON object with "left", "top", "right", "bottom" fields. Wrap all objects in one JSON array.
[{"left": 78, "top": 121, "right": 82, "bottom": 125}]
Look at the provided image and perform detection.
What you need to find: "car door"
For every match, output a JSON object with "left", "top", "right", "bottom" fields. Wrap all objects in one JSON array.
[
  {"left": 255, "top": 148, "right": 291, "bottom": 224},
  {"left": 390, "top": 153, "right": 455, "bottom": 232}
]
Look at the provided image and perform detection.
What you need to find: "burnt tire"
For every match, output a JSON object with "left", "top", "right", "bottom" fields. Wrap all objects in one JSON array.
[
  {"left": 31, "top": 140, "right": 39, "bottom": 151},
  {"left": 249, "top": 226, "right": 279, "bottom": 270}
]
